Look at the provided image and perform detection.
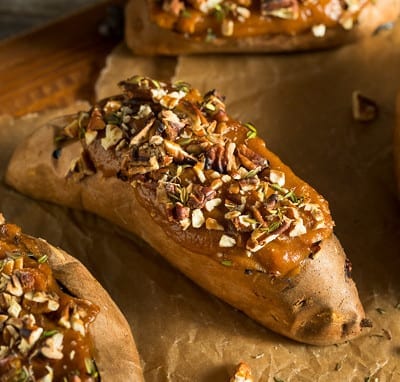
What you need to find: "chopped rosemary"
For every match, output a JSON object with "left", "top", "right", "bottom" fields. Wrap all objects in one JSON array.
[
  {"left": 167, "top": 184, "right": 189, "bottom": 205},
  {"left": 37, "top": 254, "right": 48, "bottom": 264},
  {"left": 204, "top": 102, "right": 216, "bottom": 112},
  {"left": 150, "top": 79, "right": 161, "bottom": 89},
  {"left": 14, "top": 367, "right": 29, "bottom": 382},
  {"left": 270, "top": 183, "right": 286, "bottom": 194},
  {"left": 85, "top": 358, "right": 99, "bottom": 378},
  {"left": 205, "top": 28, "right": 216, "bottom": 43},
  {"left": 41, "top": 329, "right": 58, "bottom": 339},
  {"left": 213, "top": 4, "right": 226, "bottom": 22},
  {"left": 174, "top": 80, "right": 191, "bottom": 93},
  {"left": 78, "top": 127, "right": 85, "bottom": 140},
  {"left": 54, "top": 135, "right": 66, "bottom": 143},
  {"left": 221, "top": 260, "right": 233, "bottom": 267},
  {"left": 266, "top": 220, "right": 282, "bottom": 233},
  {"left": 181, "top": 9, "right": 191, "bottom": 18},
  {"left": 244, "top": 122, "right": 257, "bottom": 139},
  {"left": 283, "top": 189, "right": 303, "bottom": 205},
  {"left": 6, "top": 251, "right": 23, "bottom": 260},
  {"left": 245, "top": 167, "right": 261, "bottom": 178},
  {"left": 105, "top": 113, "right": 122, "bottom": 125}
]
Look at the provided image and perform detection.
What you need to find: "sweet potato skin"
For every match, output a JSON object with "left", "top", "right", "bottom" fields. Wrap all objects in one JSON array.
[
  {"left": 125, "top": 0, "right": 400, "bottom": 55},
  {"left": 5, "top": 116, "right": 367, "bottom": 345},
  {"left": 395, "top": 93, "right": 400, "bottom": 197},
  {"left": 46, "top": 245, "right": 145, "bottom": 382},
  {"left": 0, "top": 214, "right": 144, "bottom": 382}
]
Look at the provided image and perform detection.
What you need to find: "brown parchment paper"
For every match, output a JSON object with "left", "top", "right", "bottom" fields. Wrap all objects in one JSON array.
[{"left": 1, "top": 25, "right": 400, "bottom": 381}]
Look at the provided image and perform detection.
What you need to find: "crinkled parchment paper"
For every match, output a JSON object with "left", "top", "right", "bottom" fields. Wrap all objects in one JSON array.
[{"left": 2, "top": 25, "right": 400, "bottom": 382}]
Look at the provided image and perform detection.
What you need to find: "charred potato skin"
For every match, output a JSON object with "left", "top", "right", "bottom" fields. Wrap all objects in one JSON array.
[
  {"left": 6, "top": 115, "right": 367, "bottom": 345},
  {"left": 125, "top": 0, "right": 400, "bottom": 55}
]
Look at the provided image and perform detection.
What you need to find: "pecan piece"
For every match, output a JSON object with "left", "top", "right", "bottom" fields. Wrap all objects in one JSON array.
[
  {"left": 187, "top": 185, "right": 216, "bottom": 209},
  {"left": 162, "top": 0, "right": 185, "bottom": 16},
  {"left": 160, "top": 110, "right": 186, "bottom": 140},
  {"left": 261, "top": 0, "right": 299, "bottom": 19},
  {"left": 237, "top": 144, "right": 269, "bottom": 171},
  {"left": 205, "top": 144, "right": 227, "bottom": 173},
  {"left": 164, "top": 140, "right": 197, "bottom": 164},
  {"left": 87, "top": 106, "right": 106, "bottom": 131},
  {"left": 173, "top": 203, "right": 190, "bottom": 221}
]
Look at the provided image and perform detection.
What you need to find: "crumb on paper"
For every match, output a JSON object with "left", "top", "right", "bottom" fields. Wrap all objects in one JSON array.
[{"left": 229, "top": 362, "right": 253, "bottom": 382}]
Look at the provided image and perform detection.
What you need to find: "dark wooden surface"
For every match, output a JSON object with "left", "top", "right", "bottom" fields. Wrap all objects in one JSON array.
[
  {"left": 0, "top": 0, "right": 101, "bottom": 40},
  {"left": 0, "top": 0, "right": 125, "bottom": 116}
]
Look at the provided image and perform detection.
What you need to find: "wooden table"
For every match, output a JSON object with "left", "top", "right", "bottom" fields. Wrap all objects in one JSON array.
[{"left": 0, "top": 0, "right": 125, "bottom": 117}]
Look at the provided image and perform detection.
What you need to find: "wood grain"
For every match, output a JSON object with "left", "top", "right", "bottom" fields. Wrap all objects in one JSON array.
[
  {"left": 0, "top": 0, "right": 125, "bottom": 117},
  {"left": 0, "top": 0, "right": 100, "bottom": 40}
]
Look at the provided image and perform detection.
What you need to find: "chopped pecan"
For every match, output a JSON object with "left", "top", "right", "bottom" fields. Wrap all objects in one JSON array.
[
  {"left": 187, "top": 185, "right": 216, "bottom": 209},
  {"left": 205, "top": 144, "right": 227, "bottom": 173},
  {"left": 237, "top": 144, "right": 269, "bottom": 171},
  {"left": 162, "top": 0, "right": 185, "bottom": 16},
  {"left": 231, "top": 215, "right": 257, "bottom": 232},
  {"left": 261, "top": 0, "right": 299, "bottom": 19},
  {"left": 160, "top": 110, "right": 186, "bottom": 140},
  {"left": 164, "top": 140, "right": 197, "bottom": 164},
  {"left": 118, "top": 77, "right": 156, "bottom": 100},
  {"left": 246, "top": 218, "right": 291, "bottom": 252},
  {"left": 173, "top": 203, "right": 190, "bottom": 221},
  {"left": 250, "top": 205, "right": 266, "bottom": 226},
  {"left": 129, "top": 118, "right": 155, "bottom": 146},
  {"left": 265, "top": 193, "right": 279, "bottom": 210},
  {"left": 87, "top": 107, "right": 106, "bottom": 131},
  {"left": 225, "top": 142, "right": 237, "bottom": 172}
]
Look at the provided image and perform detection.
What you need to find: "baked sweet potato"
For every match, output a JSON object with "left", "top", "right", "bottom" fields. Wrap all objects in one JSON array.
[
  {"left": 395, "top": 92, "right": 400, "bottom": 196},
  {"left": 5, "top": 76, "right": 370, "bottom": 345},
  {"left": 126, "top": 0, "right": 400, "bottom": 55},
  {"left": 0, "top": 214, "right": 144, "bottom": 381}
]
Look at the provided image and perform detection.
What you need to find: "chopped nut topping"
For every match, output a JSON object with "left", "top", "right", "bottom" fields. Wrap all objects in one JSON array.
[
  {"left": 205, "top": 198, "right": 222, "bottom": 212},
  {"left": 261, "top": 0, "right": 299, "bottom": 19},
  {"left": 41, "top": 332, "right": 64, "bottom": 360},
  {"left": 153, "top": 0, "right": 365, "bottom": 41},
  {"left": 192, "top": 208, "right": 205, "bottom": 228},
  {"left": 269, "top": 169, "right": 285, "bottom": 187},
  {"left": 312, "top": 24, "right": 326, "bottom": 37},
  {"left": 59, "top": 76, "right": 333, "bottom": 276},
  {"left": 85, "top": 130, "right": 98, "bottom": 146},
  {"left": 101, "top": 125, "right": 123, "bottom": 150},
  {"left": 219, "top": 234, "right": 237, "bottom": 247},
  {"left": 221, "top": 19, "right": 234, "bottom": 36},
  {"left": 0, "top": 220, "right": 100, "bottom": 381}
]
